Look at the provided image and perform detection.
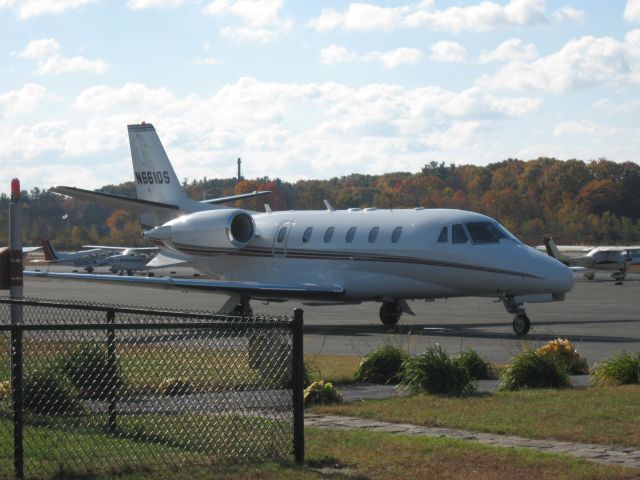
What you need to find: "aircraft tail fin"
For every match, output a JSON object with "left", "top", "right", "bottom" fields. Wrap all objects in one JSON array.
[
  {"left": 543, "top": 236, "right": 570, "bottom": 262},
  {"left": 128, "top": 123, "right": 197, "bottom": 211},
  {"left": 41, "top": 239, "right": 59, "bottom": 261}
]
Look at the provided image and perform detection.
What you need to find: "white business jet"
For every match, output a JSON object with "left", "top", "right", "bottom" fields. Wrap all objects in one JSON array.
[{"left": 26, "top": 123, "right": 574, "bottom": 335}]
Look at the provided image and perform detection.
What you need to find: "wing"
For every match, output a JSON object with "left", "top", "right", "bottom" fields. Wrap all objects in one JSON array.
[
  {"left": 201, "top": 190, "right": 271, "bottom": 205},
  {"left": 24, "top": 270, "right": 345, "bottom": 300},
  {"left": 82, "top": 245, "right": 160, "bottom": 253}
]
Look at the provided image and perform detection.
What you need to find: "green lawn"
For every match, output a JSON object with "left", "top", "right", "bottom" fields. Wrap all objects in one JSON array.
[
  {"left": 1, "top": 426, "right": 635, "bottom": 479},
  {"left": 315, "top": 385, "right": 640, "bottom": 447}
]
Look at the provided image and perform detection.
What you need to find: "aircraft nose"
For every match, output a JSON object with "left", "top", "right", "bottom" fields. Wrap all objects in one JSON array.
[
  {"left": 144, "top": 225, "right": 172, "bottom": 241},
  {"left": 544, "top": 256, "right": 575, "bottom": 293}
]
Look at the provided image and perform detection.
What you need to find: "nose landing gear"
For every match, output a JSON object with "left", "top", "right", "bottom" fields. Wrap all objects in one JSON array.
[
  {"left": 502, "top": 296, "right": 531, "bottom": 335},
  {"left": 379, "top": 300, "right": 402, "bottom": 326}
]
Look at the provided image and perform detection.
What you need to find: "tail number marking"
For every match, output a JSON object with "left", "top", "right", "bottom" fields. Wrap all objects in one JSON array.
[{"left": 135, "top": 171, "right": 171, "bottom": 185}]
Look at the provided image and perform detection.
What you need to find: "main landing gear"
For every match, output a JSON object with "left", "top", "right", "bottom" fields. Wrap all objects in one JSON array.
[
  {"left": 502, "top": 296, "right": 531, "bottom": 335},
  {"left": 379, "top": 300, "right": 402, "bottom": 326}
]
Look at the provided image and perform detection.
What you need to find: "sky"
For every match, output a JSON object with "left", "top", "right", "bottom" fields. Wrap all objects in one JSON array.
[{"left": 1, "top": 0, "right": 640, "bottom": 194}]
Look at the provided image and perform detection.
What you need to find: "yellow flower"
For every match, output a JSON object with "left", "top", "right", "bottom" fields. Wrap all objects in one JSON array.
[{"left": 0, "top": 380, "right": 10, "bottom": 398}]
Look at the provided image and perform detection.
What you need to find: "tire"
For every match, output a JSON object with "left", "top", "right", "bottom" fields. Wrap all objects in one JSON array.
[
  {"left": 512, "top": 313, "right": 531, "bottom": 335},
  {"left": 379, "top": 302, "right": 401, "bottom": 326}
]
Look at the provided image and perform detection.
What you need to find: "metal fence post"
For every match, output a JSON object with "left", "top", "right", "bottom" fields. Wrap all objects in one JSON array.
[
  {"left": 106, "top": 308, "right": 118, "bottom": 434},
  {"left": 292, "top": 308, "right": 304, "bottom": 464},
  {"left": 11, "top": 323, "right": 24, "bottom": 480}
]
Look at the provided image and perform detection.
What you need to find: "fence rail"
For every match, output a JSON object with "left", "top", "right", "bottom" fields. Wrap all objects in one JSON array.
[{"left": 0, "top": 297, "right": 304, "bottom": 479}]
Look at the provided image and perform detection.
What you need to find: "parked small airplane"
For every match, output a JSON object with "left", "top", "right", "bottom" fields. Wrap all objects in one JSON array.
[
  {"left": 543, "top": 237, "right": 636, "bottom": 281},
  {"left": 36, "top": 239, "right": 112, "bottom": 272},
  {"left": 25, "top": 123, "right": 575, "bottom": 335},
  {"left": 82, "top": 245, "right": 159, "bottom": 275}
]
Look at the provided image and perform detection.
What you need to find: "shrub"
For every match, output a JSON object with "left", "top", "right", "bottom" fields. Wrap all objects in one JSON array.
[
  {"left": 304, "top": 380, "right": 342, "bottom": 407},
  {"left": 591, "top": 351, "right": 640, "bottom": 386},
  {"left": 499, "top": 349, "right": 571, "bottom": 392},
  {"left": 354, "top": 345, "right": 408, "bottom": 384},
  {"left": 400, "top": 345, "right": 475, "bottom": 396},
  {"left": 24, "top": 368, "right": 84, "bottom": 416},
  {"left": 455, "top": 350, "right": 493, "bottom": 380},
  {"left": 536, "top": 338, "right": 589, "bottom": 375},
  {"left": 0, "top": 380, "right": 9, "bottom": 399},
  {"left": 61, "top": 344, "right": 124, "bottom": 399},
  {"left": 158, "top": 378, "right": 195, "bottom": 396}
]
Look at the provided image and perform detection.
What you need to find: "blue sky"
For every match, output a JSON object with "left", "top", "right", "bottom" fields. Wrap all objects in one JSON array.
[{"left": 1, "top": 0, "right": 639, "bottom": 194}]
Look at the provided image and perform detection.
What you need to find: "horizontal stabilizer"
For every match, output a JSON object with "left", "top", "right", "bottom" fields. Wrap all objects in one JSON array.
[
  {"left": 51, "top": 186, "right": 180, "bottom": 212},
  {"left": 201, "top": 190, "right": 271, "bottom": 205},
  {"left": 24, "top": 270, "right": 345, "bottom": 299}
]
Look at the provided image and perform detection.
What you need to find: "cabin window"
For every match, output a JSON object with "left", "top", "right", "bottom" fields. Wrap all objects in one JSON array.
[
  {"left": 276, "top": 227, "right": 287, "bottom": 243},
  {"left": 302, "top": 227, "right": 313, "bottom": 243},
  {"left": 346, "top": 227, "right": 357, "bottom": 243},
  {"left": 466, "top": 222, "right": 506, "bottom": 244},
  {"left": 369, "top": 226, "right": 379, "bottom": 243},
  {"left": 437, "top": 226, "right": 448, "bottom": 243},
  {"left": 391, "top": 226, "right": 402, "bottom": 243},
  {"left": 452, "top": 224, "right": 468, "bottom": 244},
  {"left": 324, "top": 227, "right": 335, "bottom": 243}
]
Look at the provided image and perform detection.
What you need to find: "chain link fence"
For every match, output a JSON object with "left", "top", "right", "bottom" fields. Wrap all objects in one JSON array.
[{"left": 0, "top": 297, "right": 304, "bottom": 479}]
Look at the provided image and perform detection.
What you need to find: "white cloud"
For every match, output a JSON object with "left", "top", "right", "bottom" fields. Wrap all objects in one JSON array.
[
  {"left": 0, "top": 83, "right": 51, "bottom": 118},
  {"left": 203, "top": 0, "right": 293, "bottom": 43},
  {"left": 1, "top": 79, "right": 541, "bottom": 188},
  {"left": 477, "top": 30, "right": 640, "bottom": 92},
  {"left": 553, "top": 5, "right": 585, "bottom": 22},
  {"left": 364, "top": 47, "right": 423, "bottom": 69},
  {"left": 593, "top": 97, "right": 640, "bottom": 114},
  {"left": 194, "top": 57, "right": 221, "bottom": 65},
  {"left": 128, "top": 0, "right": 184, "bottom": 9},
  {"left": 320, "top": 45, "right": 357, "bottom": 65},
  {"left": 307, "top": 0, "right": 546, "bottom": 34},
  {"left": 625, "top": 0, "right": 640, "bottom": 22},
  {"left": 17, "top": 38, "right": 108, "bottom": 75},
  {"left": 553, "top": 120, "right": 618, "bottom": 136},
  {"left": 0, "top": 0, "right": 96, "bottom": 18},
  {"left": 430, "top": 41, "right": 466, "bottom": 63},
  {"left": 479, "top": 38, "right": 537, "bottom": 63}
]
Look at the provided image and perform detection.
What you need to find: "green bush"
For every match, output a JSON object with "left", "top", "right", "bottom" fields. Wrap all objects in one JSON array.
[
  {"left": 455, "top": 350, "right": 493, "bottom": 380},
  {"left": 499, "top": 349, "right": 571, "bottom": 391},
  {"left": 399, "top": 345, "right": 475, "bottom": 396},
  {"left": 61, "top": 344, "right": 124, "bottom": 399},
  {"left": 591, "top": 351, "right": 640, "bottom": 386},
  {"left": 158, "top": 378, "right": 195, "bottom": 396},
  {"left": 304, "top": 380, "right": 342, "bottom": 407},
  {"left": 354, "top": 345, "right": 408, "bottom": 384},
  {"left": 24, "top": 368, "right": 84, "bottom": 416}
]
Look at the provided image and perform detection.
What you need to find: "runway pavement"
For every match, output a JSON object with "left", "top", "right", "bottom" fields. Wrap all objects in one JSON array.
[{"left": 16, "top": 265, "right": 640, "bottom": 366}]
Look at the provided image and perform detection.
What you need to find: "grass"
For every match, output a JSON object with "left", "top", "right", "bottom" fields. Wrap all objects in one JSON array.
[
  {"left": 305, "top": 354, "right": 361, "bottom": 384},
  {"left": 1, "top": 422, "right": 635, "bottom": 479},
  {"left": 314, "top": 385, "right": 640, "bottom": 447}
]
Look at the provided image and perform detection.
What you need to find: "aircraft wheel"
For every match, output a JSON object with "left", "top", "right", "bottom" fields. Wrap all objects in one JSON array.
[
  {"left": 127, "top": 270, "right": 133, "bottom": 276},
  {"left": 379, "top": 301, "right": 401, "bottom": 326},
  {"left": 85, "top": 267, "right": 94, "bottom": 273},
  {"left": 584, "top": 273, "right": 594, "bottom": 280},
  {"left": 512, "top": 312, "right": 530, "bottom": 336}
]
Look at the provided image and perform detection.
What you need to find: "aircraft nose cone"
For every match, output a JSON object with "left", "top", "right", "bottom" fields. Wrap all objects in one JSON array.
[
  {"left": 144, "top": 225, "right": 172, "bottom": 241},
  {"left": 546, "top": 258, "right": 575, "bottom": 293}
]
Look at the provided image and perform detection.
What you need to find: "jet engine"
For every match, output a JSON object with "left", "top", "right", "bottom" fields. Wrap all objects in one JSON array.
[{"left": 144, "top": 209, "right": 256, "bottom": 252}]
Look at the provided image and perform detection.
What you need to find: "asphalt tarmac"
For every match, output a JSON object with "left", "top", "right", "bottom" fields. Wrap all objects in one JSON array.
[{"left": 17, "top": 265, "right": 640, "bottom": 366}]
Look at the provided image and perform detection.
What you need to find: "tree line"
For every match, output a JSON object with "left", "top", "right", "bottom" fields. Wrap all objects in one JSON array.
[{"left": 1, "top": 157, "right": 639, "bottom": 249}]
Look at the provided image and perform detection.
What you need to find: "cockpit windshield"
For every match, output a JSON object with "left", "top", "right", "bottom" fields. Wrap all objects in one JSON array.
[{"left": 466, "top": 222, "right": 508, "bottom": 244}]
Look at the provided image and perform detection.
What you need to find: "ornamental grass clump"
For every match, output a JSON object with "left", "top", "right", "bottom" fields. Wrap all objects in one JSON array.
[
  {"left": 499, "top": 348, "right": 571, "bottom": 392},
  {"left": 455, "top": 349, "right": 493, "bottom": 380},
  {"left": 354, "top": 345, "right": 408, "bottom": 384},
  {"left": 24, "top": 368, "right": 84, "bottom": 416},
  {"left": 536, "top": 338, "right": 589, "bottom": 375},
  {"left": 591, "top": 351, "right": 640, "bottom": 386},
  {"left": 304, "top": 380, "right": 342, "bottom": 407},
  {"left": 61, "top": 344, "right": 124, "bottom": 399},
  {"left": 400, "top": 345, "right": 475, "bottom": 396}
]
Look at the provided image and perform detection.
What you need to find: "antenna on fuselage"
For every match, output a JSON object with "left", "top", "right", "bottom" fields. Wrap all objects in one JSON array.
[
  {"left": 264, "top": 204, "right": 272, "bottom": 213},
  {"left": 323, "top": 199, "right": 335, "bottom": 211}
]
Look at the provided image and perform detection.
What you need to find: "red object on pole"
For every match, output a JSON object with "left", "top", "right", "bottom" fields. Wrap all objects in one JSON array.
[{"left": 11, "top": 178, "right": 20, "bottom": 201}]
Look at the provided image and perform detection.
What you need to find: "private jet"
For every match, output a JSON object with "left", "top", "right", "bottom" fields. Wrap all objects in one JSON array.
[
  {"left": 82, "top": 245, "right": 159, "bottom": 275},
  {"left": 26, "top": 123, "right": 575, "bottom": 335}
]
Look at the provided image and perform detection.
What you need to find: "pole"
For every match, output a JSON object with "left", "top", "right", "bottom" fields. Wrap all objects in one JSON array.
[
  {"left": 9, "top": 178, "right": 24, "bottom": 480},
  {"left": 106, "top": 309, "right": 118, "bottom": 434},
  {"left": 291, "top": 308, "right": 304, "bottom": 464}
]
